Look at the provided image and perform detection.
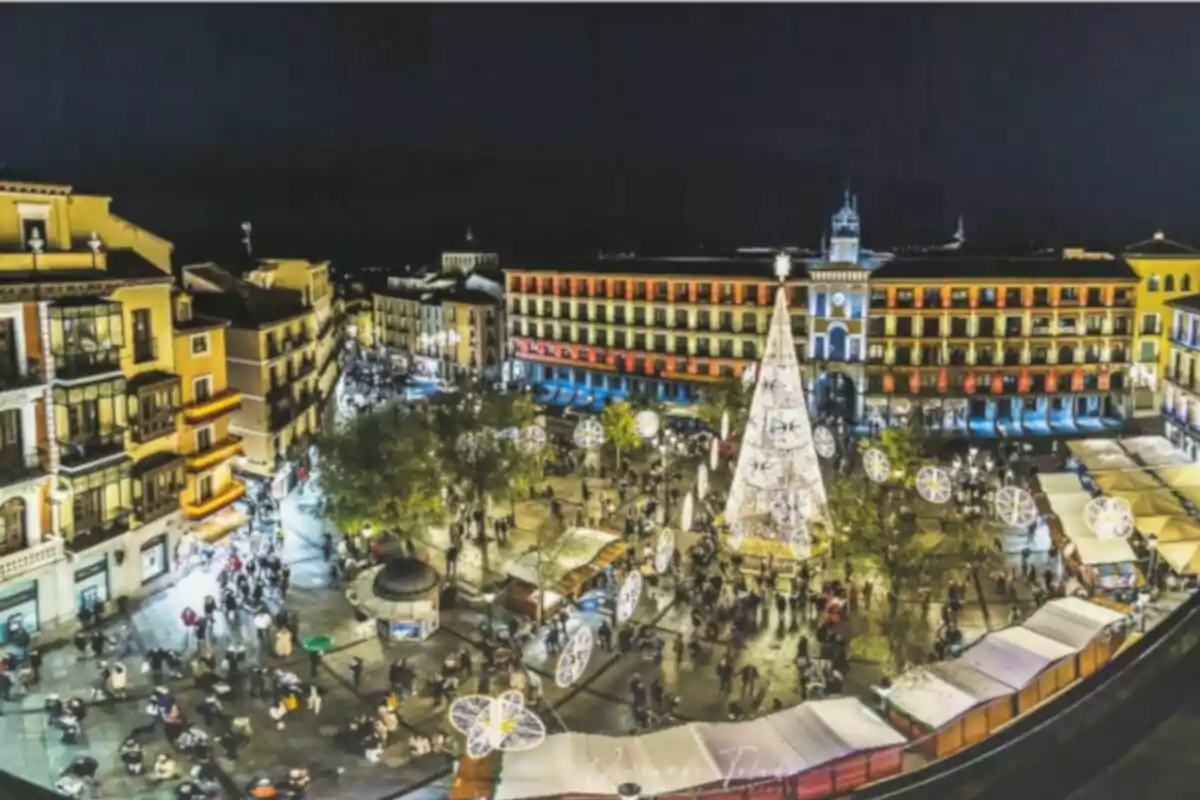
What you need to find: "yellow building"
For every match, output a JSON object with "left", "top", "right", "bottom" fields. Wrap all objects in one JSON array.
[
  {"left": 1121, "top": 232, "right": 1200, "bottom": 415},
  {"left": 183, "top": 259, "right": 343, "bottom": 498},
  {"left": 0, "top": 174, "right": 242, "bottom": 635}
]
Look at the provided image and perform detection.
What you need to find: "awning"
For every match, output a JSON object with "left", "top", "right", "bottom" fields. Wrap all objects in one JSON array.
[
  {"left": 505, "top": 527, "right": 625, "bottom": 596},
  {"left": 192, "top": 506, "right": 249, "bottom": 543},
  {"left": 1119, "top": 436, "right": 1192, "bottom": 467},
  {"left": 1135, "top": 515, "right": 1200, "bottom": 543},
  {"left": 1091, "top": 470, "right": 1160, "bottom": 493},
  {"left": 1157, "top": 541, "right": 1200, "bottom": 575},
  {"left": 881, "top": 666, "right": 989, "bottom": 729},
  {"left": 956, "top": 627, "right": 1075, "bottom": 691},
  {"left": 1019, "top": 597, "right": 1128, "bottom": 649},
  {"left": 1038, "top": 472, "right": 1086, "bottom": 494},
  {"left": 1107, "top": 489, "right": 1186, "bottom": 518},
  {"left": 1070, "top": 537, "right": 1138, "bottom": 566}
]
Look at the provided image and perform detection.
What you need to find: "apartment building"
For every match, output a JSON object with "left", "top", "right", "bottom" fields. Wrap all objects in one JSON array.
[
  {"left": 183, "top": 259, "right": 343, "bottom": 499},
  {"left": 1162, "top": 294, "right": 1200, "bottom": 459},
  {"left": 0, "top": 175, "right": 244, "bottom": 637}
]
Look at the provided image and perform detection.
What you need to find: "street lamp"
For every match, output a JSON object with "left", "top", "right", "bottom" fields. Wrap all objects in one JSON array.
[
  {"left": 1142, "top": 533, "right": 1159, "bottom": 633},
  {"left": 482, "top": 590, "right": 497, "bottom": 632},
  {"left": 655, "top": 430, "right": 686, "bottom": 526}
]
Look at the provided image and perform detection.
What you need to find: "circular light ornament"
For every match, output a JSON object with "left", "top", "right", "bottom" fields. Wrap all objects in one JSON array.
[
  {"left": 554, "top": 627, "right": 594, "bottom": 688},
  {"left": 634, "top": 410, "right": 661, "bottom": 440},
  {"left": 1084, "top": 496, "right": 1135, "bottom": 539},
  {"left": 616, "top": 570, "right": 643, "bottom": 624},
  {"left": 720, "top": 410, "right": 731, "bottom": 442},
  {"left": 680, "top": 491, "right": 695, "bottom": 532},
  {"left": 830, "top": 292, "right": 847, "bottom": 308},
  {"left": 654, "top": 528, "right": 676, "bottom": 574},
  {"left": 516, "top": 424, "right": 547, "bottom": 456},
  {"left": 456, "top": 431, "right": 490, "bottom": 462},
  {"left": 464, "top": 692, "right": 547, "bottom": 759},
  {"left": 710, "top": 438, "right": 720, "bottom": 471},
  {"left": 863, "top": 448, "right": 891, "bottom": 484},
  {"left": 573, "top": 418, "right": 606, "bottom": 450},
  {"left": 813, "top": 425, "right": 837, "bottom": 460},
  {"left": 696, "top": 463, "right": 709, "bottom": 500},
  {"left": 994, "top": 485, "right": 1038, "bottom": 527},
  {"left": 916, "top": 466, "right": 954, "bottom": 505}
]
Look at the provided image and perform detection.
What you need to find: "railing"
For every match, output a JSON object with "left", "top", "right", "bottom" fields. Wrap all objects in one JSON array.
[
  {"left": 186, "top": 436, "right": 243, "bottom": 472},
  {"left": 182, "top": 387, "right": 243, "bottom": 424},
  {"left": 0, "top": 537, "right": 64, "bottom": 582},
  {"left": 0, "top": 356, "right": 44, "bottom": 391},
  {"left": 57, "top": 430, "right": 126, "bottom": 470},
  {"left": 65, "top": 509, "right": 132, "bottom": 553},
  {"left": 183, "top": 480, "right": 246, "bottom": 520},
  {"left": 0, "top": 450, "right": 47, "bottom": 489},
  {"left": 132, "top": 336, "right": 158, "bottom": 365},
  {"left": 136, "top": 494, "right": 180, "bottom": 525},
  {"left": 131, "top": 411, "right": 176, "bottom": 444},
  {"left": 53, "top": 348, "right": 121, "bottom": 380}
]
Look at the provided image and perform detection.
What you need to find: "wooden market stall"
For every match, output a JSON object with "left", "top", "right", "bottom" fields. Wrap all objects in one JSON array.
[
  {"left": 879, "top": 661, "right": 1014, "bottom": 759},
  {"left": 1018, "top": 597, "right": 1129, "bottom": 679},
  {"left": 503, "top": 528, "right": 627, "bottom": 617}
]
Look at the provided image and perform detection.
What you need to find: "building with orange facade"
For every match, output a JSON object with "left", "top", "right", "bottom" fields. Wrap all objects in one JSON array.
[{"left": 506, "top": 195, "right": 1138, "bottom": 434}]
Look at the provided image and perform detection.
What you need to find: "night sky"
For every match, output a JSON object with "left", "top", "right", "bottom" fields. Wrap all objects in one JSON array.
[{"left": 4, "top": 4, "right": 1199, "bottom": 266}]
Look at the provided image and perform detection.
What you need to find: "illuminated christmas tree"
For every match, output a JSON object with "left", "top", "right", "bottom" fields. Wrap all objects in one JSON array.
[{"left": 723, "top": 253, "right": 828, "bottom": 558}]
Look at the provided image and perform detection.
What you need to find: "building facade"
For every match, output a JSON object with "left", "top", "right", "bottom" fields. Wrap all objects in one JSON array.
[
  {"left": 1162, "top": 294, "right": 1200, "bottom": 459},
  {"left": 507, "top": 197, "right": 1138, "bottom": 435},
  {"left": 0, "top": 176, "right": 244, "bottom": 637},
  {"left": 183, "top": 259, "right": 343, "bottom": 499},
  {"left": 1120, "top": 233, "right": 1200, "bottom": 416}
]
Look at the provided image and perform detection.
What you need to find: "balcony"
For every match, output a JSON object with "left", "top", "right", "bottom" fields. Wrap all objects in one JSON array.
[
  {"left": 132, "top": 336, "right": 158, "bottom": 365},
  {"left": 186, "top": 436, "right": 244, "bottom": 473},
  {"left": 136, "top": 493, "right": 180, "bottom": 525},
  {"left": 66, "top": 510, "right": 133, "bottom": 554},
  {"left": 0, "top": 450, "right": 48, "bottom": 491},
  {"left": 53, "top": 348, "right": 122, "bottom": 382},
  {"left": 0, "top": 356, "right": 45, "bottom": 393},
  {"left": 131, "top": 411, "right": 176, "bottom": 444},
  {"left": 183, "top": 479, "right": 246, "bottom": 521},
  {"left": 183, "top": 388, "right": 242, "bottom": 424},
  {"left": 57, "top": 430, "right": 126, "bottom": 472},
  {"left": 0, "top": 537, "right": 64, "bottom": 583}
]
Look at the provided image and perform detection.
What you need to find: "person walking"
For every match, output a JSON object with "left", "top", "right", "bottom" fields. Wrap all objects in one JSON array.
[
  {"left": 349, "top": 657, "right": 364, "bottom": 689},
  {"left": 306, "top": 684, "right": 324, "bottom": 715}
]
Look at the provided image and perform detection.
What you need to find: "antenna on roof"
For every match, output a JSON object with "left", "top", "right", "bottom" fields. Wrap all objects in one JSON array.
[
  {"left": 241, "top": 222, "right": 253, "bottom": 257},
  {"left": 465, "top": 226, "right": 474, "bottom": 244}
]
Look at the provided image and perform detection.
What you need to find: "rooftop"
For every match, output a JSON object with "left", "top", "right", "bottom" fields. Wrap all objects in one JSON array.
[
  {"left": 1124, "top": 232, "right": 1199, "bottom": 257},
  {"left": 0, "top": 250, "right": 171, "bottom": 286},
  {"left": 504, "top": 254, "right": 776, "bottom": 278},
  {"left": 190, "top": 291, "right": 309, "bottom": 329},
  {"left": 1167, "top": 293, "right": 1200, "bottom": 316},
  {"left": 871, "top": 252, "right": 1138, "bottom": 282}
]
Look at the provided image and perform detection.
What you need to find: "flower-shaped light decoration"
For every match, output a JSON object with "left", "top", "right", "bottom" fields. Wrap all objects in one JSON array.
[
  {"left": 697, "top": 463, "right": 709, "bottom": 500},
  {"left": 555, "top": 627, "right": 594, "bottom": 688},
  {"left": 460, "top": 689, "right": 546, "bottom": 759},
  {"left": 616, "top": 570, "right": 643, "bottom": 624},
  {"left": 634, "top": 410, "right": 661, "bottom": 441},
  {"left": 573, "top": 418, "right": 606, "bottom": 450},
  {"left": 994, "top": 486, "right": 1038, "bottom": 527},
  {"left": 863, "top": 448, "right": 891, "bottom": 484},
  {"left": 915, "top": 466, "right": 954, "bottom": 505},
  {"left": 813, "top": 425, "right": 837, "bottom": 460},
  {"left": 516, "top": 424, "right": 547, "bottom": 457},
  {"left": 654, "top": 528, "right": 675, "bottom": 574},
  {"left": 680, "top": 492, "right": 694, "bottom": 532},
  {"left": 1084, "top": 496, "right": 1135, "bottom": 539}
]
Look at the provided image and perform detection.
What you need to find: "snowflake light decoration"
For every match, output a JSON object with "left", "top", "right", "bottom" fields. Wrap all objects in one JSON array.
[
  {"left": 654, "top": 528, "right": 675, "bottom": 573},
  {"left": 516, "top": 424, "right": 547, "bottom": 456},
  {"left": 573, "top": 418, "right": 606, "bottom": 450},
  {"left": 697, "top": 463, "right": 709, "bottom": 500},
  {"left": 994, "top": 486, "right": 1038, "bottom": 527},
  {"left": 680, "top": 491, "right": 694, "bottom": 531},
  {"left": 616, "top": 570, "right": 643, "bottom": 624},
  {"left": 915, "top": 466, "right": 954, "bottom": 505},
  {"left": 1084, "top": 496, "right": 1134, "bottom": 539},
  {"left": 634, "top": 410, "right": 660, "bottom": 440},
  {"left": 813, "top": 425, "right": 837, "bottom": 460},
  {"left": 461, "top": 690, "right": 546, "bottom": 759},
  {"left": 554, "top": 627, "right": 594, "bottom": 688},
  {"left": 863, "top": 448, "right": 891, "bottom": 484}
]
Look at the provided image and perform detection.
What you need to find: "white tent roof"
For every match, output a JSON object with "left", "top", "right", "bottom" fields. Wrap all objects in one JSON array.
[
  {"left": 1038, "top": 472, "right": 1086, "bottom": 494},
  {"left": 882, "top": 666, "right": 986, "bottom": 729},
  {"left": 1070, "top": 537, "right": 1138, "bottom": 566},
  {"left": 1043, "top": 486, "right": 1138, "bottom": 566},
  {"left": 1020, "top": 597, "right": 1128, "bottom": 649},
  {"left": 1152, "top": 464, "right": 1200, "bottom": 489},
  {"left": 956, "top": 627, "right": 1072, "bottom": 690},
  {"left": 505, "top": 527, "right": 620, "bottom": 586},
  {"left": 494, "top": 698, "right": 904, "bottom": 800},
  {"left": 1120, "top": 436, "right": 1192, "bottom": 467},
  {"left": 1068, "top": 439, "right": 1126, "bottom": 458}
]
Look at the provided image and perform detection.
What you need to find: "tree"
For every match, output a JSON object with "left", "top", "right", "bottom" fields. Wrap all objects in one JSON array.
[
  {"left": 698, "top": 376, "right": 752, "bottom": 439},
  {"left": 316, "top": 410, "right": 444, "bottom": 544},
  {"left": 529, "top": 514, "right": 573, "bottom": 625},
  {"left": 826, "top": 427, "right": 1004, "bottom": 673},
  {"left": 600, "top": 400, "right": 640, "bottom": 471}
]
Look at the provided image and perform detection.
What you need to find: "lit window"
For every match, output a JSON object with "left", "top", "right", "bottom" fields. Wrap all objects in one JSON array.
[{"left": 191, "top": 334, "right": 210, "bottom": 355}]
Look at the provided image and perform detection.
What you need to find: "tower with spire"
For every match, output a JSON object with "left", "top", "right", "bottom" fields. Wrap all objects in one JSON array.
[{"left": 828, "top": 188, "right": 861, "bottom": 264}]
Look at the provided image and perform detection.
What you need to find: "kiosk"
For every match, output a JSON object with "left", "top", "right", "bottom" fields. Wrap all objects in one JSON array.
[{"left": 347, "top": 558, "right": 442, "bottom": 642}]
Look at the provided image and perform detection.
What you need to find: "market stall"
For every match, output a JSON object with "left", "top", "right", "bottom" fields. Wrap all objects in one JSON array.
[
  {"left": 493, "top": 698, "right": 906, "bottom": 800},
  {"left": 957, "top": 626, "right": 1077, "bottom": 713},
  {"left": 1067, "top": 439, "right": 1139, "bottom": 473},
  {"left": 880, "top": 661, "right": 1014, "bottom": 760},
  {"left": 503, "top": 527, "right": 627, "bottom": 617},
  {"left": 1018, "top": 597, "right": 1129, "bottom": 678},
  {"left": 1119, "top": 435, "right": 1192, "bottom": 467}
]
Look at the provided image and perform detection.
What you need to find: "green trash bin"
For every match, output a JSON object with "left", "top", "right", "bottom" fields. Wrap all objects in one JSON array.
[{"left": 302, "top": 635, "right": 334, "bottom": 653}]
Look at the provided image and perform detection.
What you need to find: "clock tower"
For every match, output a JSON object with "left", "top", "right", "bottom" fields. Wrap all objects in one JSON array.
[{"left": 828, "top": 189, "right": 861, "bottom": 265}]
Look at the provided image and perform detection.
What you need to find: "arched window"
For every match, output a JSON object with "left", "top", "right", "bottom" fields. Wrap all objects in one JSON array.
[
  {"left": 1166, "top": 275, "right": 1176, "bottom": 292},
  {"left": 828, "top": 326, "right": 848, "bottom": 361},
  {"left": 0, "top": 498, "right": 25, "bottom": 555},
  {"left": 1148, "top": 274, "right": 1161, "bottom": 292},
  {"left": 1058, "top": 346, "right": 1075, "bottom": 365},
  {"left": 1184, "top": 275, "right": 1193, "bottom": 292}
]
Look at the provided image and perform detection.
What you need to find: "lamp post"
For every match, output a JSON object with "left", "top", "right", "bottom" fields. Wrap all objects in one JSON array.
[
  {"left": 482, "top": 590, "right": 496, "bottom": 631},
  {"left": 1142, "top": 533, "right": 1159, "bottom": 633},
  {"left": 656, "top": 429, "right": 685, "bottom": 527}
]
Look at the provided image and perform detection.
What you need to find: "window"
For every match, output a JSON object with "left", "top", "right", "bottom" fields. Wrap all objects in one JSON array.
[
  {"left": 196, "top": 426, "right": 213, "bottom": 452},
  {"left": 198, "top": 474, "right": 214, "bottom": 503},
  {"left": 73, "top": 487, "right": 105, "bottom": 530},
  {"left": 1166, "top": 275, "right": 1176, "bottom": 292},
  {"left": 1185, "top": 275, "right": 1193, "bottom": 292},
  {"left": 0, "top": 498, "right": 24, "bottom": 555},
  {"left": 1148, "top": 274, "right": 1161, "bottom": 292},
  {"left": 193, "top": 375, "right": 213, "bottom": 403}
]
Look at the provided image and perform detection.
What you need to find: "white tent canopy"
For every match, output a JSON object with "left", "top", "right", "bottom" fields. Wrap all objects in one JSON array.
[
  {"left": 1038, "top": 472, "right": 1086, "bottom": 495},
  {"left": 956, "top": 627, "right": 1074, "bottom": 691},
  {"left": 1020, "top": 597, "right": 1128, "bottom": 650},
  {"left": 1041, "top": 480, "right": 1138, "bottom": 566},
  {"left": 494, "top": 698, "right": 905, "bottom": 800},
  {"left": 1119, "top": 436, "right": 1192, "bottom": 467},
  {"left": 505, "top": 527, "right": 619, "bottom": 587},
  {"left": 880, "top": 666, "right": 990, "bottom": 729}
]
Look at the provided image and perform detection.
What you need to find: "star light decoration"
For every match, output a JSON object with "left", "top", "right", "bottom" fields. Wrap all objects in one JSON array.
[
  {"left": 449, "top": 689, "right": 546, "bottom": 759},
  {"left": 516, "top": 424, "right": 547, "bottom": 456},
  {"left": 634, "top": 410, "right": 660, "bottom": 440},
  {"left": 994, "top": 485, "right": 1038, "bottom": 527},
  {"left": 573, "top": 418, "right": 606, "bottom": 450},
  {"left": 616, "top": 570, "right": 643, "bottom": 624},
  {"left": 1084, "top": 496, "right": 1135, "bottom": 539},
  {"left": 555, "top": 627, "right": 594, "bottom": 688}
]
